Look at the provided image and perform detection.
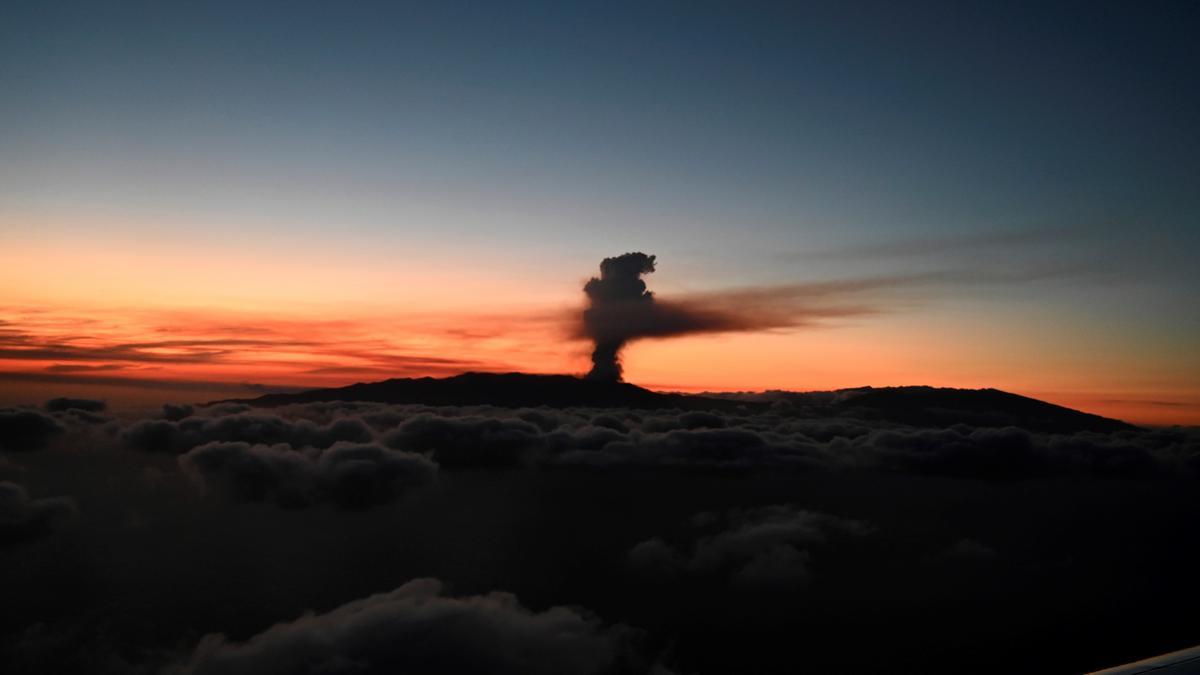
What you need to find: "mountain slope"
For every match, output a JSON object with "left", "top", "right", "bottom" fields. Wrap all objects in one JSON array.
[
  {"left": 833, "top": 386, "right": 1139, "bottom": 433},
  {"left": 226, "top": 372, "right": 743, "bottom": 410},
  {"left": 226, "top": 373, "right": 1139, "bottom": 433}
]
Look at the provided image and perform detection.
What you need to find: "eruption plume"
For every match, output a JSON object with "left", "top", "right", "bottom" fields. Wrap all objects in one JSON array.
[
  {"left": 582, "top": 253, "right": 657, "bottom": 381},
  {"left": 579, "top": 252, "right": 892, "bottom": 381}
]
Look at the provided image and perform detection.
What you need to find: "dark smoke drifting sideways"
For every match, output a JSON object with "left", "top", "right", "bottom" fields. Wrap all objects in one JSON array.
[
  {"left": 581, "top": 252, "right": 755, "bottom": 381},
  {"left": 580, "top": 252, "right": 901, "bottom": 381}
]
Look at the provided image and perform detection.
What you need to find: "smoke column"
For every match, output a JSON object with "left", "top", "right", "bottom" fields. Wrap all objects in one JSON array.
[
  {"left": 579, "top": 252, "right": 889, "bottom": 382},
  {"left": 582, "top": 253, "right": 657, "bottom": 381}
]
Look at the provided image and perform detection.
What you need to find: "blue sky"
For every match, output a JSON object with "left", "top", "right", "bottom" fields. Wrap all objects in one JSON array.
[{"left": 0, "top": 0, "right": 1197, "bottom": 421}]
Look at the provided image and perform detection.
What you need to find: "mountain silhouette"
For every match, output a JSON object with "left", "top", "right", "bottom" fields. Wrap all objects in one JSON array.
[
  {"left": 228, "top": 372, "right": 743, "bottom": 410},
  {"left": 226, "top": 372, "right": 1137, "bottom": 434},
  {"left": 832, "top": 386, "right": 1139, "bottom": 433}
]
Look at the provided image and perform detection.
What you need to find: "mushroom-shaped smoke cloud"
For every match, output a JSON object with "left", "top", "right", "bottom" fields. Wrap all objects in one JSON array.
[
  {"left": 582, "top": 253, "right": 658, "bottom": 381},
  {"left": 582, "top": 252, "right": 768, "bottom": 381},
  {"left": 580, "top": 252, "right": 895, "bottom": 381}
]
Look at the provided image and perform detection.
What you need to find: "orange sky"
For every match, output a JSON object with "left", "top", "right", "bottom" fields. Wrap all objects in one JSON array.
[
  {"left": 0, "top": 299, "right": 1196, "bottom": 425},
  {"left": 2, "top": 1, "right": 1197, "bottom": 429},
  {"left": 2, "top": 214, "right": 1197, "bottom": 425}
]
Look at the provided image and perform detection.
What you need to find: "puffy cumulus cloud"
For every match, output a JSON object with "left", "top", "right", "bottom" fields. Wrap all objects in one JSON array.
[
  {"left": 369, "top": 407, "right": 816, "bottom": 470},
  {"left": 580, "top": 426, "right": 830, "bottom": 470},
  {"left": 162, "top": 403, "right": 195, "bottom": 421},
  {"left": 44, "top": 397, "right": 106, "bottom": 413},
  {"left": 3, "top": 396, "right": 1200, "bottom": 675},
  {"left": 0, "top": 481, "right": 76, "bottom": 546},
  {"left": 4, "top": 398, "right": 1200, "bottom": 675},
  {"left": 589, "top": 414, "right": 631, "bottom": 433},
  {"left": 626, "top": 538, "right": 685, "bottom": 572},
  {"left": 199, "top": 403, "right": 252, "bottom": 417},
  {"left": 0, "top": 408, "right": 64, "bottom": 452},
  {"left": 855, "top": 424, "right": 1200, "bottom": 480},
  {"left": 642, "top": 411, "right": 727, "bottom": 432},
  {"left": 383, "top": 414, "right": 546, "bottom": 467},
  {"left": 551, "top": 412, "right": 1200, "bottom": 479},
  {"left": 265, "top": 401, "right": 395, "bottom": 426},
  {"left": 629, "top": 505, "right": 872, "bottom": 590},
  {"left": 57, "top": 408, "right": 113, "bottom": 426},
  {"left": 148, "top": 403, "right": 1200, "bottom": 480},
  {"left": 317, "top": 443, "right": 438, "bottom": 509},
  {"left": 168, "top": 577, "right": 664, "bottom": 675},
  {"left": 178, "top": 441, "right": 437, "bottom": 509},
  {"left": 95, "top": 399, "right": 1200, "bottom": 482},
  {"left": 862, "top": 426, "right": 1052, "bottom": 479},
  {"left": 122, "top": 413, "right": 374, "bottom": 455}
]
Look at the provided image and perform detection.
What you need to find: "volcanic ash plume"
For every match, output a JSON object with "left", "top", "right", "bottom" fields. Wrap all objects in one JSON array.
[
  {"left": 582, "top": 252, "right": 658, "bottom": 381},
  {"left": 579, "top": 251, "right": 890, "bottom": 382}
]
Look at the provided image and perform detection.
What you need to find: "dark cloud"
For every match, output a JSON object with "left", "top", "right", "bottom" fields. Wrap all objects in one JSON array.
[
  {"left": 589, "top": 414, "right": 630, "bottom": 433},
  {"left": 162, "top": 403, "right": 195, "bottom": 421},
  {"left": 1, "top": 398, "right": 1200, "bottom": 674},
  {"left": 205, "top": 403, "right": 251, "bottom": 416},
  {"left": 860, "top": 425, "right": 1171, "bottom": 479},
  {"left": 559, "top": 427, "right": 817, "bottom": 470},
  {"left": 531, "top": 408, "right": 1200, "bottom": 479},
  {"left": 0, "top": 622, "right": 142, "bottom": 675},
  {"left": 629, "top": 505, "right": 871, "bottom": 590},
  {"left": 168, "top": 578, "right": 661, "bottom": 675},
  {"left": 383, "top": 413, "right": 545, "bottom": 467},
  {"left": 181, "top": 401, "right": 1200, "bottom": 479},
  {"left": 0, "top": 481, "right": 75, "bottom": 547},
  {"left": 44, "top": 397, "right": 106, "bottom": 413},
  {"left": 0, "top": 408, "right": 63, "bottom": 452},
  {"left": 58, "top": 408, "right": 113, "bottom": 426},
  {"left": 108, "top": 401, "right": 1200, "bottom": 481},
  {"left": 122, "top": 413, "right": 374, "bottom": 455},
  {"left": 178, "top": 441, "right": 437, "bottom": 509}
]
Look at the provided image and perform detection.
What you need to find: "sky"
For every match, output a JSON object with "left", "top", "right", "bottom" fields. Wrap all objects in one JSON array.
[{"left": 1, "top": 0, "right": 1197, "bottom": 424}]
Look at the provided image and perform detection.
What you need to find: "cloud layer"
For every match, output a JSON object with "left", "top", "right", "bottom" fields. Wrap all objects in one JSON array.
[
  {"left": 179, "top": 441, "right": 437, "bottom": 509},
  {"left": 0, "top": 481, "right": 75, "bottom": 547},
  {"left": 2, "top": 396, "right": 1199, "bottom": 674},
  {"left": 171, "top": 578, "right": 659, "bottom": 675},
  {"left": 630, "top": 505, "right": 872, "bottom": 590}
]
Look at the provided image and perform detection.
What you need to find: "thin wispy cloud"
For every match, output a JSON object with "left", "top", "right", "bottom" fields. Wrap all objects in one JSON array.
[{"left": 788, "top": 226, "right": 1088, "bottom": 261}]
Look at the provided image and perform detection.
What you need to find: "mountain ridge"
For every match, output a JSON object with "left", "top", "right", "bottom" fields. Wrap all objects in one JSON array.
[{"left": 221, "top": 372, "right": 1138, "bottom": 434}]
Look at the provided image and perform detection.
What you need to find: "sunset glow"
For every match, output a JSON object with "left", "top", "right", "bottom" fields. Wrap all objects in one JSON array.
[
  {"left": 1, "top": 2, "right": 1196, "bottom": 427},
  {"left": 4, "top": 5, "right": 1200, "bottom": 674}
]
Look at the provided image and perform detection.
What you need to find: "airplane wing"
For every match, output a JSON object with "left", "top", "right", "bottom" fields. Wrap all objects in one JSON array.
[{"left": 1088, "top": 644, "right": 1200, "bottom": 674}]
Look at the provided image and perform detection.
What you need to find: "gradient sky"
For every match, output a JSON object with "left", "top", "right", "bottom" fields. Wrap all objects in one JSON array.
[{"left": 1, "top": 1, "right": 1197, "bottom": 423}]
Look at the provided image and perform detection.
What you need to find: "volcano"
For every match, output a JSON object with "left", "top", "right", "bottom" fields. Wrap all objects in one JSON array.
[{"left": 225, "top": 372, "right": 1138, "bottom": 434}]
